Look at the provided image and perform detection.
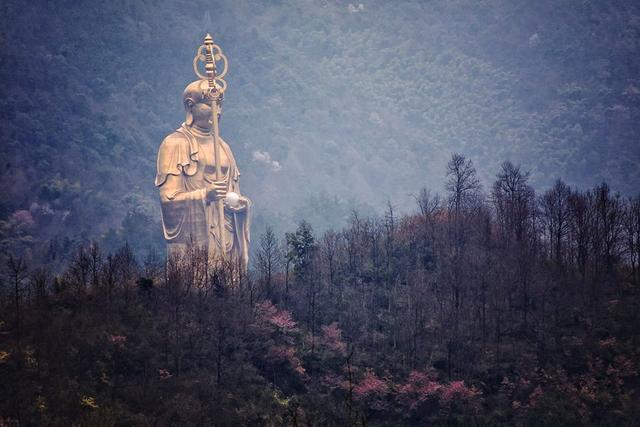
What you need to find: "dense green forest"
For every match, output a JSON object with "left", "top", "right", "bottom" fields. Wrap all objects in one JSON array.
[
  {"left": 1, "top": 154, "right": 640, "bottom": 425},
  {"left": 1, "top": 0, "right": 640, "bottom": 263}
]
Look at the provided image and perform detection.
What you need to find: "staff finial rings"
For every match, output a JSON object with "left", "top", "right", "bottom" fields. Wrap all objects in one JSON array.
[{"left": 193, "top": 44, "right": 228, "bottom": 81}]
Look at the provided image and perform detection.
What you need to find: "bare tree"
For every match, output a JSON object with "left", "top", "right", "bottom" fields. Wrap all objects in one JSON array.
[
  {"left": 414, "top": 187, "right": 441, "bottom": 219},
  {"left": 623, "top": 195, "right": 640, "bottom": 283},
  {"left": 30, "top": 267, "right": 48, "bottom": 303},
  {"left": 446, "top": 153, "right": 481, "bottom": 216},
  {"left": 492, "top": 161, "right": 536, "bottom": 244},
  {"left": 89, "top": 241, "right": 102, "bottom": 288},
  {"left": 491, "top": 161, "right": 537, "bottom": 329},
  {"left": 443, "top": 153, "right": 481, "bottom": 378},
  {"left": 69, "top": 245, "right": 91, "bottom": 289},
  {"left": 320, "top": 230, "right": 341, "bottom": 297},
  {"left": 592, "top": 183, "right": 624, "bottom": 274},
  {"left": 568, "top": 190, "right": 591, "bottom": 278},
  {"left": 540, "top": 179, "right": 572, "bottom": 265},
  {"left": 257, "top": 225, "right": 282, "bottom": 298},
  {"left": 7, "top": 254, "right": 28, "bottom": 347}
]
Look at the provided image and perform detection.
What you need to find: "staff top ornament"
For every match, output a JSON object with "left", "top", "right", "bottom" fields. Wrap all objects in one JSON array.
[{"left": 193, "top": 33, "right": 228, "bottom": 101}]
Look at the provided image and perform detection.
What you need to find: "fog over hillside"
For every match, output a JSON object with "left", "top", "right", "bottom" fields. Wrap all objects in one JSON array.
[{"left": 1, "top": 0, "right": 639, "bottom": 259}]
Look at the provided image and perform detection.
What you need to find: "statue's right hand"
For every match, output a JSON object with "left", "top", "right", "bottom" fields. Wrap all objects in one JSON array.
[{"left": 206, "top": 181, "right": 227, "bottom": 203}]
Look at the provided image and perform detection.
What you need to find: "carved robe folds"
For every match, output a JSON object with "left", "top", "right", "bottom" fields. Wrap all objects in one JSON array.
[{"left": 155, "top": 123, "right": 250, "bottom": 268}]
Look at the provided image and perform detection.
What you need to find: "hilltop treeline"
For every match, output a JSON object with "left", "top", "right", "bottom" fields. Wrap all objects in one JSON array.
[{"left": 1, "top": 154, "right": 639, "bottom": 425}]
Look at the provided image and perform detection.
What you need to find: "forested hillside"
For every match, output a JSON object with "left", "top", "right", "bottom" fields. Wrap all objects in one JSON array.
[
  {"left": 1, "top": 0, "right": 640, "bottom": 263},
  {"left": 1, "top": 154, "right": 639, "bottom": 424}
]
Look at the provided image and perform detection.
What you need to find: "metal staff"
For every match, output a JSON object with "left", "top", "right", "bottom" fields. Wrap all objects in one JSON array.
[{"left": 193, "top": 34, "right": 229, "bottom": 257}]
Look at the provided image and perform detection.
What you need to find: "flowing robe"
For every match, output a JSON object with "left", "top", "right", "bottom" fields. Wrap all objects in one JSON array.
[{"left": 155, "top": 123, "right": 250, "bottom": 268}]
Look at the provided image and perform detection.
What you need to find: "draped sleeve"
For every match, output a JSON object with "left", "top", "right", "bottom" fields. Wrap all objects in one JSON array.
[
  {"left": 155, "top": 128, "right": 207, "bottom": 246},
  {"left": 155, "top": 128, "right": 199, "bottom": 187}
]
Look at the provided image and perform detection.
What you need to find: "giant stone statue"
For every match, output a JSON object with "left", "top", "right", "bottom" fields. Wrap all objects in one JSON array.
[{"left": 155, "top": 35, "right": 251, "bottom": 269}]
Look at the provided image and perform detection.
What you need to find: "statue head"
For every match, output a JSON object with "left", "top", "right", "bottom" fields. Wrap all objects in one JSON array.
[{"left": 183, "top": 79, "right": 224, "bottom": 129}]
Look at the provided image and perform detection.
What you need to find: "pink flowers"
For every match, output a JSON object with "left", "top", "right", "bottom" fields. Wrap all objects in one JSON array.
[
  {"left": 441, "top": 380, "right": 480, "bottom": 402},
  {"left": 346, "top": 369, "right": 482, "bottom": 414},
  {"left": 158, "top": 368, "right": 172, "bottom": 380},
  {"left": 255, "top": 300, "right": 298, "bottom": 333},
  {"left": 354, "top": 370, "right": 389, "bottom": 397},
  {"left": 397, "top": 370, "right": 442, "bottom": 410},
  {"left": 320, "top": 322, "right": 347, "bottom": 355},
  {"left": 110, "top": 334, "right": 127, "bottom": 349},
  {"left": 353, "top": 370, "right": 390, "bottom": 411},
  {"left": 270, "top": 310, "right": 297, "bottom": 332},
  {"left": 528, "top": 385, "right": 544, "bottom": 408},
  {"left": 599, "top": 337, "right": 617, "bottom": 348},
  {"left": 255, "top": 301, "right": 306, "bottom": 377},
  {"left": 11, "top": 210, "right": 35, "bottom": 228}
]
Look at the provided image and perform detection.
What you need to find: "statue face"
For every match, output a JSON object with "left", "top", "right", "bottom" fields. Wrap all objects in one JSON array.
[
  {"left": 187, "top": 98, "right": 223, "bottom": 130},
  {"left": 191, "top": 99, "right": 212, "bottom": 129}
]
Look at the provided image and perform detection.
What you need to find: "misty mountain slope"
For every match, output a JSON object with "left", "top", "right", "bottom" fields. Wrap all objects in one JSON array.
[{"left": 1, "top": 0, "right": 639, "bottom": 258}]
